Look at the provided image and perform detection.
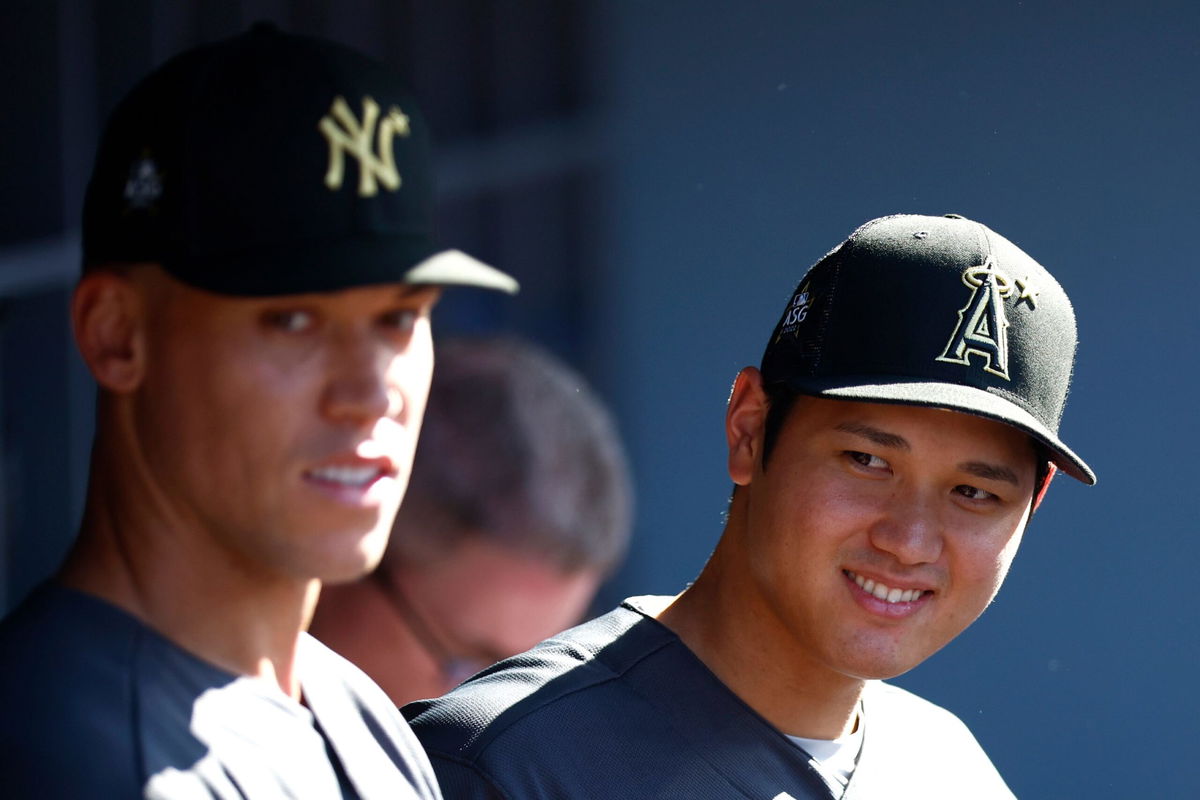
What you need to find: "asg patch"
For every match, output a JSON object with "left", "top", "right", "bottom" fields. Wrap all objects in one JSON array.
[
  {"left": 318, "top": 95, "right": 411, "bottom": 197},
  {"left": 775, "top": 280, "right": 813, "bottom": 343},
  {"left": 123, "top": 154, "right": 163, "bottom": 210},
  {"left": 935, "top": 258, "right": 1028, "bottom": 380}
]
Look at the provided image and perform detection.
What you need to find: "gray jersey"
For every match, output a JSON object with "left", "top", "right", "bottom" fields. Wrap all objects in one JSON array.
[
  {"left": 406, "top": 597, "right": 1014, "bottom": 800},
  {"left": 0, "top": 583, "right": 442, "bottom": 799}
]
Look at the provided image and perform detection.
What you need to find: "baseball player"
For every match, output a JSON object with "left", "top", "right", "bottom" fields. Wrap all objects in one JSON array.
[
  {"left": 0, "top": 24, "right": 516, "bottom": 798},
  {"left": 406, "top": 214, "right": 1095, "bottom": 799}
]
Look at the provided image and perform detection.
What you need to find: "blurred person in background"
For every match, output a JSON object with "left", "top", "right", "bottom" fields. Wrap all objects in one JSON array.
[{"left": 311, "top": 336, "right": 633, "bottom": 705}]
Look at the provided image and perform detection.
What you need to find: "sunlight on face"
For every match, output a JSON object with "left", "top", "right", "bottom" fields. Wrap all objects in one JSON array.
[
  {"left": 735, "top": 396, "right": 1036, "bottom": 682},
  {"left": 132, "top": 272, "right": 441, "bottom": 585}
]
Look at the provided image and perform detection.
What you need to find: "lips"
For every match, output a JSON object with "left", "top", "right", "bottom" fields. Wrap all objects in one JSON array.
[
  {"left": 306, "top": 464, "right": 385, "bottom": 487},
  {"left": 844, "top": 570, "right": 931, "bottom": 604},
  {"left": 303, "top": 450, "right": 398, "bottom": 494}
]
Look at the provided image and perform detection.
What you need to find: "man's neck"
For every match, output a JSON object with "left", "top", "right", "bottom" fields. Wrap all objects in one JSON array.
[
  {"left": 656, "top": 550, "right": 864, "bottom": 741},
  {"left": 60, "top": 472, "right": 317, "bottom": 699}
]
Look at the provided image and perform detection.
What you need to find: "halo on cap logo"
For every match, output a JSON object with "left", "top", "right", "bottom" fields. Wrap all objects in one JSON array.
[
  {"left": 123, "top": 153, "right": 163, "bottom": 210},
  {"left": 936, "top": 258, "right": 1017, "bottom": 380},
  {"left": 319, "top": 95, "right": 410, "bottom": 197}
]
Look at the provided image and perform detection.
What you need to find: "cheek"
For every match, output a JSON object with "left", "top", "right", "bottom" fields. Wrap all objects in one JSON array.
[
  {"left": 987, "top": 528, "right": 1025, "bottom": 596},
  {"left": 957, "top": 519, "right": 1027, "bottom": 608},
  {"left": 745, "top": 518, "right": 826, "bottom": 610},
  {"left": 200, "top": 357, "right": 301, "bottom": 443},
  {"left": 756, "top": 475, "right": 869, "bottom": 553},
  {"left": 390, "top": 332, "right": 436, "bottom": 422},
  {"left": 990, "top": 508, "right": 1029, "bottom": 578},
  {"left": 161, "top": 340, "right": 309, "bottom": 469}
]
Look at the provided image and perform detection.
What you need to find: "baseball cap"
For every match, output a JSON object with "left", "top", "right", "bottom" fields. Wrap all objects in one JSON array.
[
  {"left": 761, "top": 213, "right": 1094, "bottom": 485},
  {"left": 82, "top": 22, "right": 518, "bottom": 297}
]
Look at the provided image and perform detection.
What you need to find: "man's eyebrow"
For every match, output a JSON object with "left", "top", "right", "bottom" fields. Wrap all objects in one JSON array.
[
  {"left": 395, "top": 284, "right": 441, "bottom": 299},
  {"left": 834, "top": 421, "right": 910, "bottom": 451},
  {"left": 958, "top": 461, "right": 1020, "bottom": 487},
  {"left": 835, "top": 422, "right": 1023, "bottom": 486}
]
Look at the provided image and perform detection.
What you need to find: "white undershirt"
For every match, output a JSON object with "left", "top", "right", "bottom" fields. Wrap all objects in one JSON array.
[{"left": 786, "top": 709, "right": 865, "bottom": 791}]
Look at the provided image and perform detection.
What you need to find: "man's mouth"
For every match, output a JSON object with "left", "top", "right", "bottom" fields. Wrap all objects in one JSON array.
[
  {"left": 844, "top": 570, "right": 931, "bottom": 604},
  {"left": 305, "top": 464, "right": 387, "bottom": 488}
]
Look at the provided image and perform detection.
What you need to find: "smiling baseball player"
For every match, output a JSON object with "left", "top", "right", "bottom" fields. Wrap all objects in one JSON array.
[{"left": 406, "top": 213, "right": 1094, "bottom": 799}]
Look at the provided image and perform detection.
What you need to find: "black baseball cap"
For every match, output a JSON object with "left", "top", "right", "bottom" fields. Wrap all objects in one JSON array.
[
  {"left": 82, "top": 22, "right": 517, "bottom": 297},
  {"left": 761, "top": 213, "right": 1094, "bottom": 485}
]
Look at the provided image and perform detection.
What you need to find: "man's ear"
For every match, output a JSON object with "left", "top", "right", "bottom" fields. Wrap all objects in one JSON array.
[
  {"left": 71, "top": 270, "right": 148, "bottom": 393},
  {"left": 726, "top": 366, "right": 768, "bottom": 486}
]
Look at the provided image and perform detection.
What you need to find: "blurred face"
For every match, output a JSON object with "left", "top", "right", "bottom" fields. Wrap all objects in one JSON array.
[
  {"left": 134, "top": 273, "right": 441, "bottom": 584},
  {"left": 322, "top": 539, "right": 600, "bottom": 706},
  {"left": 730, "top": 392, "right": 1036, "bottom": 682}
]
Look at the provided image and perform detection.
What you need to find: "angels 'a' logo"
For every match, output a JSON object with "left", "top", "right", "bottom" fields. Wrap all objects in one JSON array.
[{"left": 936, "top": 259, "right": 1015, "bottom": 380}]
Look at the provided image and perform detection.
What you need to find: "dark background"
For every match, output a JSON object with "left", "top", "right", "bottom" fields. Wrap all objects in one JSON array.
[{"left": 2, "top": 1, "right": 1195, "bottom": 796}]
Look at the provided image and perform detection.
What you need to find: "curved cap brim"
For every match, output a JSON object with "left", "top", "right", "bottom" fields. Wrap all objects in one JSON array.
[
  {"left": 785, "top": 377, "right": 1096, "bottom": 485},
  {"left": 404, "top": 249, "right": 519, "bottom": 294}
]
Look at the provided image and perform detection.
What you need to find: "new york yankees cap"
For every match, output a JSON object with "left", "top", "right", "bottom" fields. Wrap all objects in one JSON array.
[
  {"left": 82, "top": 22, "right": 517, "bottom": 297},
  {"left": 761, "top": 213, "right": 1095, "bottom": 484}
]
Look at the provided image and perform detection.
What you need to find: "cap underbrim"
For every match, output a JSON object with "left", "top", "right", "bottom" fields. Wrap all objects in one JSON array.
[
  {"left": 404, "top": 249, "right": 519, "bottom": 294},
  {"left": 160, "top": 239, "right": 518, "bottom": 297},
  {"left": 782, "top": 376, "right": 1096, "bottom": 485}
]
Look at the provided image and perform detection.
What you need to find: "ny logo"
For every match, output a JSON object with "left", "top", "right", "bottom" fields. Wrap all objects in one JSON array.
[
  {"left": 936, "top": 259, "right": 1015, "bottom": 380},
  {"left": 318, "top": 95, "right": 411, "bottom": 197}
]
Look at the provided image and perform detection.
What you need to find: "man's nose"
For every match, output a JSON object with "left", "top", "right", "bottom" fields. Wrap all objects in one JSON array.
[
  {"left": 320, "top": 333, "right": 399, "bottom": 426},
  {"left": 867, "top": 486, "right": 945, "bottom": 566}
]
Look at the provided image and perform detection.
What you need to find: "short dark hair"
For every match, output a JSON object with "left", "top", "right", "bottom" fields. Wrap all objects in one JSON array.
[
  {"left": 386, "top": 337, "right": 633, "bottom": 575},
  {"left": 759, "top": 383, "right": 1053, "bottom": 503},
  {"left": 761, "top": 382, "right": 802, "bottom": 469}
]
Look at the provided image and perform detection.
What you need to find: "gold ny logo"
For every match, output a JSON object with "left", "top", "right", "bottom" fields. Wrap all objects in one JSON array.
[{"left": 318, "top": 95, "right": 411, "bottom": 197}]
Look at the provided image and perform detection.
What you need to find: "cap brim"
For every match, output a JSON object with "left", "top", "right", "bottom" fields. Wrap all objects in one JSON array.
[
  {"left": 404, "top": 249, "right": 519, "bottom": 294},
  {"left": 164, "top": 241, "right": 518, "bottom": 297},
  {"left": 783, "top": 376, "right": 1096, "bottom": 485}
]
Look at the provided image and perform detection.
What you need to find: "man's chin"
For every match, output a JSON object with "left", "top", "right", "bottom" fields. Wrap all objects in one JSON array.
[
  {"left": 837, "top": 649, "right": 931, "bottom": 683},
  {"left": 312, "top": 524, "right": 393, "bottom": 585}
]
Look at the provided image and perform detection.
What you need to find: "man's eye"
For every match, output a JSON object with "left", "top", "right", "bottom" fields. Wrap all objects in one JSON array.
[
  {"left": 381, "top": 309, "right": 418, "bottom": 332},
  {"left": 954, "top": 484, "right": 997, "bottom": 502},
  {"left": 264, "top": 310, "right": 314, "bottom": 333},
  {"left": 847, "top": 451, "right": 889, "bottom": 470}
]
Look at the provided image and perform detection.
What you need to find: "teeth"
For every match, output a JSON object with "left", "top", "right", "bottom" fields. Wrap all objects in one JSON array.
[
  {"left": 309, "top": 465, "right": 378, "bottom": 486},
  {"left": 847, "top": 571, "right": 925, "bottom": 605}
]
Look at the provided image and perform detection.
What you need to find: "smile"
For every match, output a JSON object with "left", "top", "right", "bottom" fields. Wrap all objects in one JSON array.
[
  {"left": 844, "top": 570, "right": 930, "bottom": 604},
  {"left": 305, "top": 465, "right": 383, "bottom": 487}
]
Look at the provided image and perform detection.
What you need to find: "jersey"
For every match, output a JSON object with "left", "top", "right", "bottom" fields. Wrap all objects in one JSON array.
[
  {"left": 406, "top": 597, "right": 1015, "bottom": 800},
  {"left": 0, "top": 582, "right": 442, "bottom": 799}
]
